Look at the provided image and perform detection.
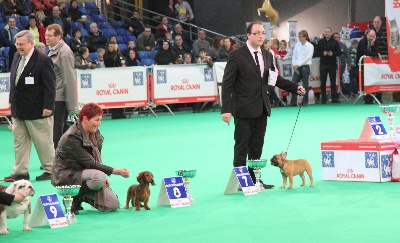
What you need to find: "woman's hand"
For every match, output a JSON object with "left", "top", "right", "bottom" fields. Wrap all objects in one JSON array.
[
  {"left": 113, "top": 168, "right": 130, "bottom": 178},
  {"left": 104, "top": 179, "right": 110, "bottom": 187}
]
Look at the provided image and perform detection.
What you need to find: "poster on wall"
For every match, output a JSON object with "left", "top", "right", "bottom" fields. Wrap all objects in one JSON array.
[
  {"left": 287, "top": 21, "right": 298, "bottom": 51},
  {"left": 385, "top": 0, "right": 400, "bottom": 72}
]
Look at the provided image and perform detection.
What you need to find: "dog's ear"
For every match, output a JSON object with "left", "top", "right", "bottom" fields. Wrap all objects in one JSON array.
[
  {"left": 137, "top": 172, "right": 145, "bottom": 185},
  {"left": 6, "top": 182, "right": 17, "bottom": 195},
  {"left": 281, "top": 152, "right": 287, "bottom": 159}
]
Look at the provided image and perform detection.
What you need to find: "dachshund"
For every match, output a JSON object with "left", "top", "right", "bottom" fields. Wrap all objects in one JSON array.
[{"left": 124, "top": 171, "right": 155, "bottom": 211}]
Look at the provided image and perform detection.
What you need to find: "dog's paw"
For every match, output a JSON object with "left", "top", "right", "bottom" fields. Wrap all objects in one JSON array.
[
  {"left": 23, "top": 226, "right": 32, "bottom": 231},
  {"left": 124, "top": 206, "right": 129, "bottom": 209},
  {"left": 144, "top": 207, "right": 150, "bottom": 210},
  {"left": 135, "top": 208, "right": 140, "bottom": 211},
  {"left": 0, "top": 228, "right": 9, "bottom": 235}
]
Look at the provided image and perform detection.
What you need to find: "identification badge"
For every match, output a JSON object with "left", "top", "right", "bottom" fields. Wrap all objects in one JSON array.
[
  {"left": 25, "top": 77, "right": 34, "bottom": 84},
  {"left": 179, "top": 8, "right": 187, "bottom": 14}
]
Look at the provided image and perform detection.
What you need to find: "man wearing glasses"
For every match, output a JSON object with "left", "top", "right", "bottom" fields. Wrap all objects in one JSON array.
[
  {"left": 46, "top": 24, "right": 77, "bottom": 150},
  {"left": 221, "top": 21, "right": 306, "bottom": 188},
  {"left": 290, "top": 30, "right": 314, "bottom": 107}
]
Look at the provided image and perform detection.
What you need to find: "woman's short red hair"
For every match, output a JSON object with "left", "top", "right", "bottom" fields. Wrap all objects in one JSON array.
[{"left": 79, "top": 103, "right": 103, "bottom": 122}]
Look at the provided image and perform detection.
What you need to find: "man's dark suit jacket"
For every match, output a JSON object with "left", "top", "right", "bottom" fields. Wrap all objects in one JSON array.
[
  {"left": 356, "top": 37, "right": 379, "bottom": 67},
  {"left": 9, "top": 48, "right": 56, "bottom": 120},
  {"left": 221, "top": 45, "right": 298, "bottom": 119}
]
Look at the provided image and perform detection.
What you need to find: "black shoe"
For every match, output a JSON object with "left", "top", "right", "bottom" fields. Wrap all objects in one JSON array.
[
  {"left": 36, "top": 172, "right": 51, "bottom": 181},
  {"left": 4, "top": 173, "right": 30, "bottom": 181},
  {"left": 332, "top": 100, "right": 341, "bottom": 103},
  {"left": 260, "top": 180, "right": 274, "bottom": 189},
  {"left": 40, "top": 166, "right": 44, "bottom": 170},
  {"left": 70, "top": 201, "right": 84, "bottom": 215}
]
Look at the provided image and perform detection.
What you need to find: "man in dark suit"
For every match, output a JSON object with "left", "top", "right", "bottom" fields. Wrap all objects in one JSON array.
[
  {"left": 4, "top": 30, "right": 56, "bottom": 182},
  {"left": 221, "top": 21, "right": 305, "bottom": 188}
]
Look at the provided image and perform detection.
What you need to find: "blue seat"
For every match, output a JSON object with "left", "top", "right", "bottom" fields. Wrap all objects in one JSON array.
[
  {"left": 85, "top": 22, "right": 92, "bottom": 31},
  {"left": 98, "top": 22, "right": 112, "bottom": 29},
  {"left": 150, "top": 50, "right": 158, "bottom": 60},
  {"left": 85, "top": 2, "right": 100, "bottom": 15},
  {"left": 80, "top": 29, "right": 88, "bottom": 37},
  {"left": 102, "top": 29, "right": 117, "bottom": 39},
  {"left": 141, "top": 59, "right": 155, "bottom": 66},
  {"left": 119, "top": 44, "right": 127, "bottom": 51},
  {"left": 92, "top": 14, "right": 107, "bottom": 23},
  {"left": 16, "top": 23, "right": 23, "bottom": 30},
  {"left": 116, "top": 35, "right": 125, "bottom": 44},
  {"left": 112, "top": 21, "right": 124, "bottom": 29},
  {"left": 117, "top": 28, "right": 130, "bottom": 36},
  {"left": 125, "top": 35, "right": 136, "bottom": 43},
  {"left": 71, "top": 22, "right": 84, "bottom": 31},
  {"left": 2, "top": 47, "right": 9, "bottom": 59},
  {"left": 0, "top": 23, "right": 6, "bottom": 30},
  {"left": 20, "top": 16, "right": 30, "bottom": 26},
  {"left": 64, "top": 36, "right": 71, "bottom": 46},
  {"left": 79, "top": 8, "right": 89, "bottom": 15},
  {"left": 89, "top": 52, "right": 98, "bottom": 61},
  {"left": 138, "top": 51, "right": 151, "bottom": 60},
  {"left": 77, "top": 2, "right": 84, "bottom": 9}
]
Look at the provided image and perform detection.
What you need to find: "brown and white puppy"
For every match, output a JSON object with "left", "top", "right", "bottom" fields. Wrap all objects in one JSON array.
[
  {"left": 0, "top": 180, "right": 35, "bottom": 234},
  {"left": 270, "top": 152, "right": 314, "bottom": 189},
  {"left": 124, "top": 171, "right": 155, "bottom": 211}
]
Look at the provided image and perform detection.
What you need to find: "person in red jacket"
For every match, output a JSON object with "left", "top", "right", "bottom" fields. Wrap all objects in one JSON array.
[{"left": 25, "top": 16, "right": 46, "bottom": 44}]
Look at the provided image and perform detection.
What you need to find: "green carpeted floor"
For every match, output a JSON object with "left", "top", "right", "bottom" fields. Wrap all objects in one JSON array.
[{"left": 1, "top": 102, "right": 399, "bottom": 243}]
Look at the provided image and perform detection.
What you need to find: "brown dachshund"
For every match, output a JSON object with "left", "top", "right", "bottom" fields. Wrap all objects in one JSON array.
[{"left": 124, "top": 171, "right": 155, "bottom": 211}]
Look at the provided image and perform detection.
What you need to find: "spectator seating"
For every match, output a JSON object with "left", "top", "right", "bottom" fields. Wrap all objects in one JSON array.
[
  {"left": 150, "top": 50, "right": 158, "bottom": 60},
  {"left": 125, "top": 35, "right": 136, "bottom": 43},
  {"left": 92, "top": 14, "right": 107, "bottom": 23},
  {"left": 112, "top": 21, "right": 124, "bottom": 30},
  {"left": 85, "top": 2, "right": 100, "bottom": 15},
  {"left": 81, "top": 29, "right": 88, "bottom": 37},
  {"left": 119, "top": 44, "right": 127, "bottom": 51},
  {"left": 20, "top": 16, "right": 30, "bottom": 26},
  {"left": 0, "top": 23, "right": 6, "bottom": 30},
  {"left": 102, "top": 29, "right": 117, "bottom": 39},
  {"left": 116, "top": 35, "right": 125, "bottom": 44},
  {"left": 141, "top": 58, "right": 155, "bottom": 66},
  {"left": 117, "top": 28, "right": 131, "bottom": 36},
  {"left": 79, "top": 8, "right": 89, "bottom": 16},
  {"left": 98, "top": 21, "right": 112, "bottom": 29},
  {"left": 138, "top": 51, "right": 152, "bottom": 60},
  {"left": 89, "top": 52, "right": 98, "bottom": 61},
  {"left": 71, "top": 22, "right": 84, "bottom": 31}
]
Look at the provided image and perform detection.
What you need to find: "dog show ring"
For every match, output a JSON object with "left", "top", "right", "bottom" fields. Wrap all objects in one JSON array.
[
  {"left": 247, "top": 159, "right": 267, "bottom": 192},
  {"left": 56, "top": 185, "right": 81, "bottom": 224},
  {"left": 175, "top": 169, "right": 197, "bottom": 204}
]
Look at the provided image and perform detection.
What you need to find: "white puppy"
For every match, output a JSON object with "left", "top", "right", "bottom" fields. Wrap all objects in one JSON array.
[{"left": 0, "top": 180, "right": 35, "bottom": 234}]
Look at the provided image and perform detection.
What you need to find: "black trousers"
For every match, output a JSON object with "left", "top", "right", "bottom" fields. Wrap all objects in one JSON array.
[
  {"left": 233, "top": 110, "right": 267, "bottom": 183},
  {"left": 320, "top": 64, "right": 339, "bottom": 102},
  {"left": 54, "top": 101, "right": 69, "bottom": 149}
]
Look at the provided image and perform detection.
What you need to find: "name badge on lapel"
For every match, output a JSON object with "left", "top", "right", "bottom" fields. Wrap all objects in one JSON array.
[{"left": 25, "top": 77, "right": 34, "bottom": 85}]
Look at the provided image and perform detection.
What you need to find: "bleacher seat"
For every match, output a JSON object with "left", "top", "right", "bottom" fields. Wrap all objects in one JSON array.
[
  {"left": 2, "top": 47, "right": 9, "bottom": 59},
  {"left": 0, "top": 18, "right": 3, "bottom": 24},
  {"left": 119, "top": 44, "right": 127, "bottom": 51},
  {"left": 81, "top": 29, "right": 88, "bottom": 37},
  {"left": 116, "top": 35, "right": 125, "bottom": 44},
  {"left": 21, "top": 16, "right": 30, "bottom": 26},
  {"left": 71, "top": 22, "right": 84, "bottom": 31},
  {"left": 64, "top": 37, "right": 71, "bottom": 46},
  {"left": 79, "top": 8, "right": 89, "bottom": 15},
  {"left": 89, "top": 52, "right": 98, "bottom": 61},
  {"left": 150, "top": 50, "right": 158, "bottom": 60},
  {"left": 142, "top": 59, "right": 155, "bottom": 66},
  {"left": 125, "top": 35, "right": 136, "bottom": 43},
  {"left": 138, "top": 51, "right": 151, "bottom": 60},
  {"left": 77, "top": 2, "right": 84, "bottom": 9},
  {"left": 16, "top": 23, "right": 23, "bottom": 30},
  {"left": 0, "top": 23, "right": 6, "bottom": 30},
  {"left": 112, "top": 21, "right": 124, "bottom": 30},
  {"left": 98, "top": 22, "right": 112, "bottom": 29},
  {"left": 85, "top": 2, "right": 100, "bottom": 15},
  {"left": 85, "top": 22, "right": 92, "bottom": 31},
  {"left": 117, "top": 28, "right": 130, "bottom": 36},
  {"left": 92, "top": 14, "right": 107, "bottom": 23},
  {"left": 102, "top": 29, "right": 117, "bottom": 39}
]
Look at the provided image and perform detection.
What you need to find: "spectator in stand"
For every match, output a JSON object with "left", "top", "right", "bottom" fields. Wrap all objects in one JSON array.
[
  {"left": 32, "top": 0, "right": 53, "bottom": 16},
  {"left": 193, "top": 30, "right": 210, "bottom": 58},
  {"left": 113, "top": 43, "right": 126, "bottom": 66},
  {"left": 69, "top": 29, "right": 87, "bottom": 54},
  {"left": 172, "top": 34, "right": 190, "bottom": 60},
  {"left": 278, "top": 40, "right": 290, "bottom": 59},
  {"left": 85, "top": 23, "right": 108, "bottom": 53},
  {"left": 75, "top": 46, "right": 97, "bottom": 70},
  {"left": 290, "top": 30, "right": 314, "bottom": 107},
  {"left": 36, "top": 10, "right": 48, "bottom": 29},
  {"left": 2, "top": 0, "right": 18, "bottom": 16},
  {"left": 356, "top": 29, "right": 381, "bottom": 104},
  {"left": 106, "top": 0, "right": 127, "bottom": 22},
  {"left": 16, "top": 0, "right": 34, "bottom": 16},
  {"left": 96, "top": 48, "right": 106, "bottom": 68},
  {"left": 175, "top": 0, "right": 194, "bottom": 28},
  {"left": 372, "top": 16, "right": 386, "bottom": 103},
  {"left": 230, "top": 38, "right": 238, "bottom": 50},
  {"left": 333, "top": 32, "right": 351, "bottom": 95},
  {"left": 217, "top": 37, "right": 232, "bottom": 61},
  {"left": 172, "top": 23, "right": 191, "bottom": 50},
  {"left": 165, "top": 0, "right": 178, "bottom": 26},
  {"left": 36, "top": 42, "right": 46, "bottom": 53},
  {"left": 208, "top": 37, "right": 222, "bottom": 61},
  {"left": 45, "top": 6, "right": 71, "bottom": 38},
  {"left": 155, "top": 16, "right": 172, "bottom": 41},
  {"left": 25, "top": 16, "right": 46, "bottom": 44},
  {"left": 123, "top": 10, "right": 145, "bottom": 38},
  {"left": 155, "top": 40, "right": 177, "bottom": 65},
  {"left": 314, "top": 27, "right": 341, "bottom": 104},
  {"left": 108, "top": 35, "right": 117, "bottom": 43},
  {"left": 3, "top": 17, "right": 19, "bottom": 69},
  {"left": 183, "top": 52, "right": 192, "bottom": 64},
  {"left": 122, "top": 40, "right": 140, "bottom": 61},
  {"left": 58, "top": 1, "right": 69, "bottom": 19},
  {"left": 68, "top": 0, "right": 87, "bottom": 23},
  {"left": 126, "top": 49, "right": 140, "bottom": 66},
  {"left": 48, "top": 0, "right": 57, "bottom": 8},
  {"left": 137, "top": 26, "right": 156, "bottom": 51},
  {"left": 347, "top": 39, "right": 358, "bottom": 98},
  {"left": 196, "top": 48, "right": 212, "bottom": 67}
]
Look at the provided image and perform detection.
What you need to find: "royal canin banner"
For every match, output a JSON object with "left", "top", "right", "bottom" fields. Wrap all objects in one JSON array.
[
  {"left": 0, "top": 73, "right": 11, "bottom": 116},
  {"left": 77, "top": 66, "right": 148, "bottom": 109},
  {"left": 152, "top": 64, "right": 218, "bottom": 104},
  {"left": 363, "top": 57, "right": 400, "bottom": 92},
  {"left": 386, "top": 0, "right": 400, "bottom": 72}
]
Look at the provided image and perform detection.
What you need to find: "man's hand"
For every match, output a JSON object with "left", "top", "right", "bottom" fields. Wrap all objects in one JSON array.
[
  {"left": 323, "top": 51, "right": 328, "bottom": 56},
  {"left": 328, "top": 51, "right": 333, "bottom": 56},
  {"left": 42, "top": 109, "right": 52, "bottom": 117},
  {"left": 297, "top": 86, "right": 306, "bottom": 95},
  {"left": 13, "top": 193, "right": 26, "bottom": 203},
  {"left": 222, "top": 113, "right": 232, "bottom": 126}
]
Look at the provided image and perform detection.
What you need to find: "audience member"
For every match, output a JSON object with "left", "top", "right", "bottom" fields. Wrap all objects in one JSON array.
[
  {"left": 333, "top": 32, "right": 351, "bottom": 95},
  {"left": 172, "top": 23, "right": 191, "bottom": 50},
  {"left": 2, "top": 17, "right": 19, "bottom": 69},
  {"left": 196, "top": 48, "right": 212, "bottom": 66},
  {"left": 193, "top": 30, "right": 210, "bottom": 58},
  {"left": 347, "top": 39, "right": 358, "bottom": 98},
  {"left": 373, "top": 16, "right": 388, "bottom": 56},
  {"left": 58, "top": 1, "right": 69, "bottom": 19},
  {"left": 86, "top": 23, "right": 107, "bottom": 53},
  {"left": 2, "top": 0, "right": 19, "bottom": 16},
  {"left": 16, "top": 0, "right": 34, "bottom": 16},
  {"left": 123, "top": 9, "right": 145, "bottom": 38},
  {"left": 155, "top": 40, "right": 177, "bottom": 65},
  {"left": 175, "top": 0, "right": 194, "bottom": 26},
  {"left": 106, "top": 0, "right": 127, "bottom": 22},
  {"left": 171, "top": 34, "right": 190, "bottom": 59},
  {"left": 45, "top": 6, "right": 71, "bottom": 37},
  {"left": 278, "top": 40, "right": 289, "bottom": 59},
  {"left": 75, "top": 46, "right": 97, "bottom": 69},
  {"left": 113, "top": 43, "right": 126, "bottom": 66},
  {"left": 208, "top": 37, "right": 222, "bottom": 61},
  {"left": 25, "top": 16, "right": 46, "bottom": 44},
  {"left": 36, "top": 42, "right": 46, "bottom": 53},
  {"left": 183, "top": 52, "right": 192, "bottom": 64},
  {"left": 217, "top": 37, "right": 232, "bottom": 61},
  {"left": 230, "top": 38, "right": 238, "bottom": 50},
  {"left": 69, "top": 28, "right": 87, "bottom": 53},
  {"left": 137, "top": 26, "right": 156, "bottom": 51},
  {"left": 314, "top": 27, "right": 341, "bottom": 104},
  {"left": 155, "top": 16, "right": 172, "bottom": 41},
  {"left": 36, "top": 10, "right": 47, "bottom": 29},
  {"left": 32, "top": 0, "right": 53, "bottom": 15},
  {"left": 126, "top": 49, "right": 140, "bottom": 66},
  {"left": 165, "top": 0, "right": 178, "bottom": 25},
  {"left": 122, "top": 40, "right": 140, "bottom": 61},
  {"left": 356, "top": 29, "right": 380, "bottom": 104},
  {"left": 96, "top": 48, "right": 106, "bottom": 68},
  {"left": 5, "top": 30, "right": 56, "bottom": 182},
  {"left": 46, "top": 24, "right": 77, "bottom": 150},
  {"left": 68, "top": 0, "right": 87, "bottom": 23},
  {"left": 108, "top": 35, "right": 117, "bottom": 43},
  {"left": 290, "top": 30, "right": 314, "bottom": 107}
]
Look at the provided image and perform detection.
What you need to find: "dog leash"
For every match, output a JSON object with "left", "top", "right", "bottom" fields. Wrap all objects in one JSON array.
[{"left": 286, "top": 103, "right": 302, "bottom": 153}]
